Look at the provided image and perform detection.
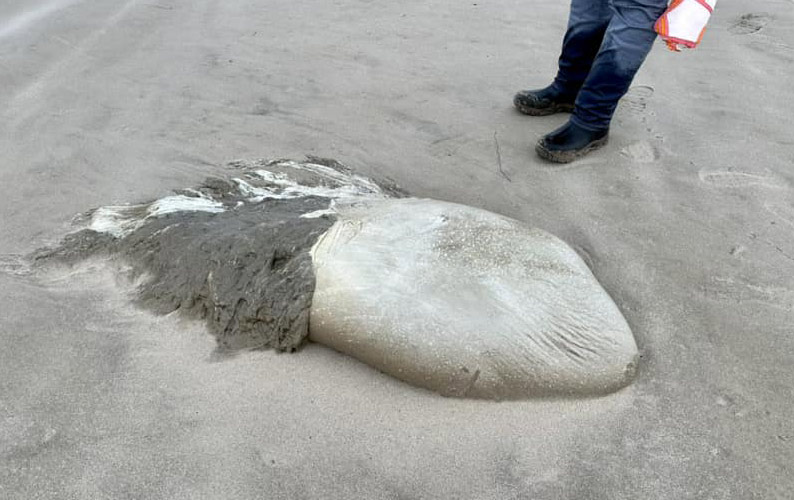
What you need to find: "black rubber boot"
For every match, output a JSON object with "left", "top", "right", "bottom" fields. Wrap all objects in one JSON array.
[
  {"left": 513, "top": 86, "right": 576, "bottom": 116},
  {"left": 535, "top": 120, "right": 609, "bottom": 163}
]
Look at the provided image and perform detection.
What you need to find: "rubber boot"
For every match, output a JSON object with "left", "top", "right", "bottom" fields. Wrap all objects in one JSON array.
[
  {"left": 513, "top": 85, "right": 576, "bottom": 116},
  {"left": 535, "top": 120, "right": 609, "bottom": 163}
]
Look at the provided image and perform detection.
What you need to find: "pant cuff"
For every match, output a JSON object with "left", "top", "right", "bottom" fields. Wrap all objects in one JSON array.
[{"left": 570, "top": 114, "right": 610, "bottom": 132}]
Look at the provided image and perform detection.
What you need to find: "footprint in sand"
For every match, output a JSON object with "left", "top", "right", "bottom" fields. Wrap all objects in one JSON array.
[
  {"left": 0, "top": 254, "right": 31, "bottom": 277},
  {"left": 728, "top": 13, "right": 792, "bottom": 61},
  {"left": 698, "top": 169, "right": 787, "bottom": 190},
  {"left": 620, "top": 141, "right": 659, "bottom": 163},
  {"left": 729, "top": 13, "right": 772, "bottom": 35},
  {"left": 621, "top": 85, "right": 654, "bottom": 115},
  {"left": 764, "top": 202, "right": 794, "bottom": 230},
  {"left": 702, "top": 276, "right": 794, "bottom": 311},
  {"left": 427, "top": 134, "right": 464, "bottom": 159}
]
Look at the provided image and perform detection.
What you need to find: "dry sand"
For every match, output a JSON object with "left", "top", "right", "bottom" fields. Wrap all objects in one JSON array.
[{"left": 1, "top": 0, "right": 792, "bottom": 498}]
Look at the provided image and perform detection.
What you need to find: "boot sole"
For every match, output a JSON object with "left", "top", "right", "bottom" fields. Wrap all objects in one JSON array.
[
  {"left": 514, "top": 100, "right": 575, "bottom": 116},
  {"left": 535, "top": 136, "right": 609, "bottom": 164}
]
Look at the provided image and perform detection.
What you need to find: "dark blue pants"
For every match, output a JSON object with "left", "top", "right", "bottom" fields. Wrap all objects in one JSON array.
[{"left": 550, "top": 0, "right": 668, "bottom": 131}]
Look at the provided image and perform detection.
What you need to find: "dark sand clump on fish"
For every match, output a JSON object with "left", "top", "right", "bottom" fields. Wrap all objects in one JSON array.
[
  {"left": 32, "top": 158, "right": 401, "bottom": 352},
  {"left": 36, "top": 196, "right": 334, "bottom": 352}
]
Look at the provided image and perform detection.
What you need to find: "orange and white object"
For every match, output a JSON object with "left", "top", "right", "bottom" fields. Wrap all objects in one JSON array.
[{"left": 654, "top": 0, "right": 717, "bottom": 52}]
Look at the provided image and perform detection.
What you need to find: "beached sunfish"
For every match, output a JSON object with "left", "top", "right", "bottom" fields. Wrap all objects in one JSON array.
[{"left": 37, "top": 158, "right": 638, "bottom": 399}]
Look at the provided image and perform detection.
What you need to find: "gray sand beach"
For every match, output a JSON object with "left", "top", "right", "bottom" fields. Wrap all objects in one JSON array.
[{"left": 1, "top": 0, "right": 792, "bottom": 498}]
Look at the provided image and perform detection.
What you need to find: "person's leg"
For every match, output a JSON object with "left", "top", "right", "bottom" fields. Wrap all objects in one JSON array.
[
  {"left": 570, "top": 0, "right": 668, "bottom": 131},
  {"left": 549, "top": 0, "right": 613, "bottom": 100},
  {"left": 514, "top": 0, "right": 611, "bottom": 115},
  {"left": 535, "top": 0, "right": 667, "bottom": 163}
]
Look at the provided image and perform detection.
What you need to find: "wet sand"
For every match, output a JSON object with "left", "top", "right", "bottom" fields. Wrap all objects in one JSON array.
[{"left": 1, "top": 0, "right": 792, "bottom": 498}]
